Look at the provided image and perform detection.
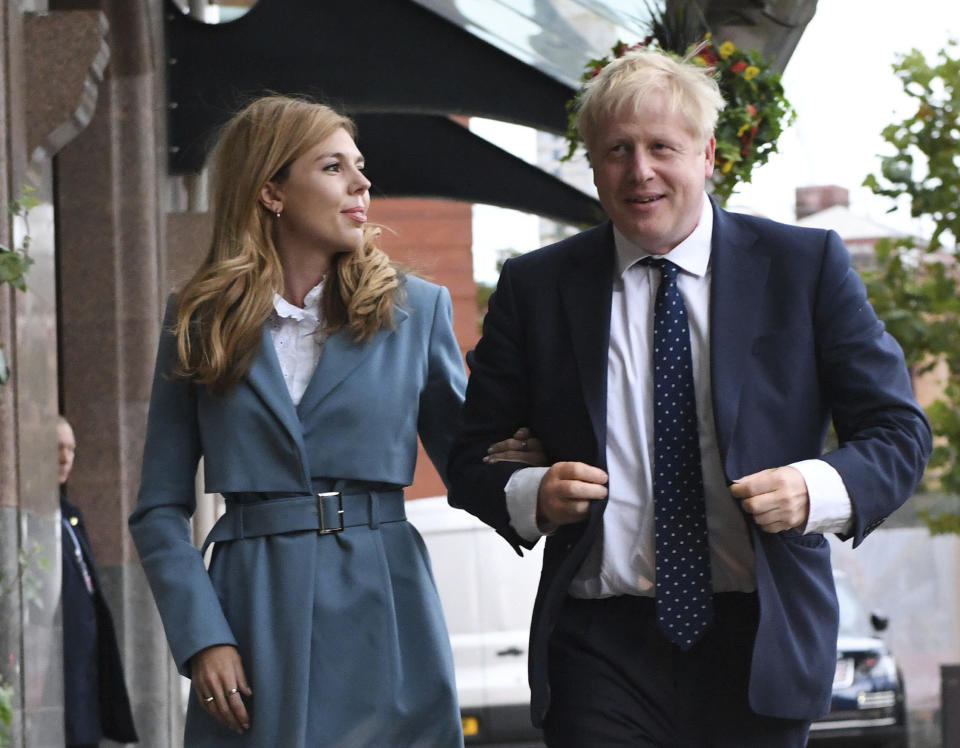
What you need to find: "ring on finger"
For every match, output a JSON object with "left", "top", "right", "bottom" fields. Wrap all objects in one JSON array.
[
  {"left": 228, "top": 688, "right": 240, "bottom": 696},
  {"left": 520, "top": 439, "right": 528, "bottom": 450},
  {"left": 203, "top": 695, "right": 215, "bottom": 703}
]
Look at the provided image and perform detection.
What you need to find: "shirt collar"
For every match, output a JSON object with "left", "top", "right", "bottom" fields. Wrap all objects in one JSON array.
[
  {"left": 613, "top": 194, "right": 714, "bottom": 279},
  {"left": 272, "top": 280, "right": 325, "bottom": 323}
]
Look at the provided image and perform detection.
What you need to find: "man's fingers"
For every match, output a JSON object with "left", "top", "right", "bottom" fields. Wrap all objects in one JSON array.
[
  {"left": 732, "top": 466, "right": 809, "bottom": 532},
  {"left": 537, "top": 462, "right": 609, "bottom": 526},
  {"left": 551, "top": 461, "right": 609, "bottom": 485},
  {"left": 748, "top": 505, "right": 795, "bottom": 533}
]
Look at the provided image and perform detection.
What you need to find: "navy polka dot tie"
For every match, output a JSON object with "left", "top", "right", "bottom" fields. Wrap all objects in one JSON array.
[{"left": 641, "top": 257, "right": 713, "bottom": 650}]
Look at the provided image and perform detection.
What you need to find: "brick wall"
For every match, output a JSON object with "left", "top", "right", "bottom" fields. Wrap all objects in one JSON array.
[{"left": 373, "top": 197, "right": 478, "bottom": 498}]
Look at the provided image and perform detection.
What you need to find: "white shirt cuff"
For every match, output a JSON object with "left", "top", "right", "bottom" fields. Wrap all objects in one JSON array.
[
  {"left": 789, "top": 458, "right": 853, "bottom": 535},
  {"left": 505, "top": 466, "right": 550, "bottom": 543}
]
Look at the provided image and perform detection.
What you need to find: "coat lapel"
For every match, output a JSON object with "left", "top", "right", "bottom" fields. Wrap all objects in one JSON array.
[
  {"left": 709, "top": 202, "right": 770, "bottom": 473},
  {"left": 558, "top": 223, "right": 615, "bottom": 462},
  {"left": 246, "top": 326, "right": 312, "bottom": 481},
  {"left": 295, "top": 305, "right": 410, "bottom": 419}
]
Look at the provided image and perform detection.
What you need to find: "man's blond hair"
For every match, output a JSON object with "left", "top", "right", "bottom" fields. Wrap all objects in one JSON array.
[{"left": 574, "top": 48, "right": 726, "bottom": 151}]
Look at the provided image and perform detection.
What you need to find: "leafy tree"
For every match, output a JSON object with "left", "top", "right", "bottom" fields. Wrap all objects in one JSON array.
[
  {"left": 861, "top": 40, "right": 960, "bottom": 533},
  {"left": 476, "top": 249, "right": 522, "bottom": 329}
]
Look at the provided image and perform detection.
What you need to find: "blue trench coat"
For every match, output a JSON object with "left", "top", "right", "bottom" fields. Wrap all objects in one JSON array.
[{"left": 129, "top": 276, "right": 466, "bottom": 747}]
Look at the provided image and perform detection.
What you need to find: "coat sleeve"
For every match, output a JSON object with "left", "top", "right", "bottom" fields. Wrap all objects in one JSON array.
[
  {"left": 814, "top": 231, "right": 932, "bottom": 544},
  {"left": 128, "top": 297, "right": 238, "bottom": 676},
  {"left": 446, "top": 260, "right": 536, "bottom": 552},
  {"left": 416, "top": 284, "right": 467, "bottom": 488}
]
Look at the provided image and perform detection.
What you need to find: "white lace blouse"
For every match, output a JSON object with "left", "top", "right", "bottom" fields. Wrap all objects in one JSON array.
[{"left": 267, "top": 281, "right": 326, "bottom": 406}]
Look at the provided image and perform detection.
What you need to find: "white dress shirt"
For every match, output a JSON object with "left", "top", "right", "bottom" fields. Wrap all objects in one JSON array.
[
  {"left": 268, "top": 281, "right": 325, "bottom": 405},
  {"left": 506, "top": 196, "right": 853, "bottom": 598}
]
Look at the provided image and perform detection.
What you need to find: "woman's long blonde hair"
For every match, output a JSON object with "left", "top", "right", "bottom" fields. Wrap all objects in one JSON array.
[{"left": 173, "top": 95, "right": 398, "bottom": 392}]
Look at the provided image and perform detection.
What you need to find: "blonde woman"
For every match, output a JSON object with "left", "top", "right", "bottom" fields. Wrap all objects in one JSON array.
[{"left": 129, "top": 96, "right": 538, "bottom": 746}]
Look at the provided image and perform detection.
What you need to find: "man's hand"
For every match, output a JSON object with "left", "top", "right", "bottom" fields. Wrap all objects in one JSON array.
[
  {"left": 189, "top": 644, "right": 253, "bottom": 733},
  {"left": 730, "top": 466, "right": 810, "bottom": 533},
  {"left": 537, "top": 461, "right": 608, "bottom": 528}
]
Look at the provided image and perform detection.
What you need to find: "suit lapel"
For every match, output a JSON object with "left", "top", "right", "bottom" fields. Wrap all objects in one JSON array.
[
  {"left": 709, "top": 202, "right": 770, "bottom": 473},
  {"left": 296, "top": 305, "right": 409, "bottom": 419},
  {"left": 558, "top": 223, "right": 615, "bottom": 462}
]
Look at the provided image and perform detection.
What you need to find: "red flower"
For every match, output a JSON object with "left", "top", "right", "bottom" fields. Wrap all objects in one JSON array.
[
  {"left": 746, "top": 104, "right": 757, "bottom": 118},
  {"left": 588, "top": 64, "right": 604, "bottom": 79},
  {"left": 700, "top": 48, "right": 719, "bottom": 66},
  {"left": 730, "top": 61, "right": 747, "bottom": 74},
  {"left": 614, "top": 41, "right": 628, "bottom": 57},
  {"left": 739, "top": 124, "right": 758, "bottom": 156}
]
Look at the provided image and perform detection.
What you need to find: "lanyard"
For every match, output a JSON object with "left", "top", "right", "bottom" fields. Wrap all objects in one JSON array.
[{"left": 62, "top": 516, "right": 95, "bottom": 595}]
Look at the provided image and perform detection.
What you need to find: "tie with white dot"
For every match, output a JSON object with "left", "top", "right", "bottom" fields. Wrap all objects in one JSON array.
[{"left": 640, "top": 257, "right": 714, "bottom": 650}]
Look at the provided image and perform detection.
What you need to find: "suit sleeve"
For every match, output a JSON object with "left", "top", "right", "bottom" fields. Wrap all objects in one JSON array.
[
  {"left": 417, "top": 285, "right": 467, "bottom": 488},
  {"left": 814, "top": 231, "right": 932, "bottom": 545},
  {"left": 447, "top": 260, "right": 536, "bottom": 552},
  {"left": 128, "top": 297, "right": 237, "bottom": 676}
]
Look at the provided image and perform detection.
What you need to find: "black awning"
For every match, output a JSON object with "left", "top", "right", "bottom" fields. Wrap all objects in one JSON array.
[
  {"left": 165, "top": 0, "right": 599, "bottom": 217},
  {"left": 165, "top": 0, "right": 597, "bottom": 224},
  {"left": 355, "top": 114, "right": 603, "bottom": 227}
]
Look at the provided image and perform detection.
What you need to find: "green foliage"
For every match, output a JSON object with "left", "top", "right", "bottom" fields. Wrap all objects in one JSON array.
[
  {"left": 0, "top": 184, "right": 37, "bottom": 292},
  {"left": 862, "top": 40, "right": 960, "bottom": 532},
  {"left": 0, "top": 678, "right": 11, "bottom": 747},
  {"left": 862, "top": 41, "right": 960, "bottom": 250},
  {"left": 0, "top": 542, "right": 48, "bottom": 742},
  {"left": 918, "top": 508, "right": 960, "bottom": 535},
  {"left": 476, "top": 250, "right": 522, "bottom": 330},
  {"left": 476, "top": 282, "right": 494, "bottom": 329}
]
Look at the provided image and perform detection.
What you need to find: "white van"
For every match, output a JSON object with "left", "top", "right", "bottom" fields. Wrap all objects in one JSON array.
[{"left": 406, "top": 496, "right": 544, "bottom": 745}]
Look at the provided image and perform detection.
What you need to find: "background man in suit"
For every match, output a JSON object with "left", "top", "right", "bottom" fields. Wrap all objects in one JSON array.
[
  {"left": 59, "top": 416, "right": 138, "bottom": 747},
  {"left": 448, "top": 48, "right": 931, "bottom": 747}
]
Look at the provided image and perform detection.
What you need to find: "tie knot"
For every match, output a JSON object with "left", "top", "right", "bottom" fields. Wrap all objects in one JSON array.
[{"left": 639, "top": 256, "right": 679, "bottom": 281}]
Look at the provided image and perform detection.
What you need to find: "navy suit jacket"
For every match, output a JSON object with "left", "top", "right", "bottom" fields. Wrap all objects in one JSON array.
[
  {"left": 447, "top": 201, "right": 931, "bottom": 725},
  {"left": 61, "top": 494, "right": 138, "bottom": 745}
]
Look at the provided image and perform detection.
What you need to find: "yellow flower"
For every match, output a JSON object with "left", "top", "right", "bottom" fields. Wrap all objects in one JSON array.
[
  {"left": 693, "top": 55, "right": 708, "bottom": 67},
  {"left": 721, "top": 159, "right": 734, "bottom": 174},
  {"left": 737, "top": 123, "right": 751, "bottom": 137},
  {"left": 718, "top": 41, "right": 735, "bottom": 59},
  {"left": 744, "top": 66, "right": 760, "bottom": 81}
]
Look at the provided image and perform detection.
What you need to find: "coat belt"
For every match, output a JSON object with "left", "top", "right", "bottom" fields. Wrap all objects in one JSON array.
[{"left": 201, "top": 490, "right": 406, "bottom": 554}]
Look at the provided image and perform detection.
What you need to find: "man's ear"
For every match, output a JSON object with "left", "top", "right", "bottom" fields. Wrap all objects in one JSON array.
[
  {"left": 259, "top": 181, "right": 283, "bottom": 214},
  {"left": 703, "top": 136, "right": 716, "bottom": 178}
]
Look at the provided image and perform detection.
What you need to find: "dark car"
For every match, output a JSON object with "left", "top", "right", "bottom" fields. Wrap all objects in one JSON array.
[{"left": 808, "top": 571, "right": 908, "bottom": 748}]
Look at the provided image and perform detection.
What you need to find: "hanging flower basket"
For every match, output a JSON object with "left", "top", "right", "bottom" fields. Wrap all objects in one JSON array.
[{"left": 562, "top": 35, "right": 795, "bottom": 204}]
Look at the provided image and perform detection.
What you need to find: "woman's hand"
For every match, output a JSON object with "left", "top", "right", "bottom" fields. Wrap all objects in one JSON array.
[
  {"left": 189, "top": 644, "right": 253, "bottom": 734},
  {"left": 484, "top": 426, "right": 548, "bottom": 466}
]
